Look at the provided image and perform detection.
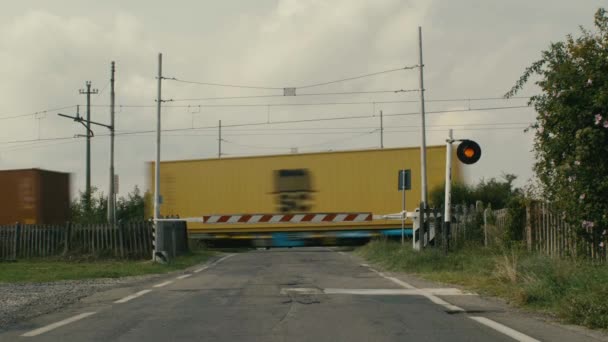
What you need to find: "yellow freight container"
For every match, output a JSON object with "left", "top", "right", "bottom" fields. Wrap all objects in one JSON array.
[{"left": 146, "top": 145, "right": 461, "bottom": 234}]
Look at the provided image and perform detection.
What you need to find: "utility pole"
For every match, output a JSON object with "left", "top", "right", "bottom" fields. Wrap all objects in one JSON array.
[
  {"left": 380, "top": 110, "right": 384, "bottom": 149},
  {"left": 79, "top": 82, "right": 98, "bottom": 210},
  {"left": 108, "top": 61, "right": 116, "bottom": 225},
  {"left": 154, "top": 53, "right": 163, "bottom": 261},
  {"left": 218, "top": 120, "right": 222, "bottom": 158},
  {"left": 417, "top": 26, "right": 429, "bottom": 247}
]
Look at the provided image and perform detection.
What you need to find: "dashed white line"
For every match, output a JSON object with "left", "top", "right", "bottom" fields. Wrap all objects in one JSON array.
[
  {"left": 193, "top": 266, "right": 208, "bottom": 273},
  {"left": 213, "top": 254, "right": 235, "bottom": 265},
  {"left": 21, "top": 253, "right": 237, "bottom": 337},
  {"left": 21, "top": 312, "right": 97, "bottom": 337},
  {"left": 470, "top": 316, "right": 540, "bottom": 342},
  {"left": 153, "top": 280, "right": 174, "bottom": 288},
  {"left": 114, "top": 289, "right": 152, "bottom": 304}
]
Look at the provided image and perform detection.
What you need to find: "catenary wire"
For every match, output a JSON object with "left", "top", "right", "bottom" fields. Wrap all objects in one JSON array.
[
  {"left": 168, "top": 89, "right": 416, "bottom": 102},
  {"left": 84, "top": 96, "right": 531, "bottom": 109},
  {"left": 0, "top": 105, "right": 533, "bottom": 146},
  {"left": 166, "top": 65, "right": 417, "bottom": 91},
  {"left": 0, "top": 105, "right": 77, "bottom": 121}
]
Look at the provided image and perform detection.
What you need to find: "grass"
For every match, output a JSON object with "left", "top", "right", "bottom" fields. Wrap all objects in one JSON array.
[
  {"left": 356, "top": 239, "right": 608, "bottom": 330},
  {"left": 0, "top": 249, "right": 216, "bottom": 283}
]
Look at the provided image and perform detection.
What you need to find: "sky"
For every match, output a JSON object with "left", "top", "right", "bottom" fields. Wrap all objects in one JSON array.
[{"left": 0, "top": 0, "right": 603, "bottom": 198}]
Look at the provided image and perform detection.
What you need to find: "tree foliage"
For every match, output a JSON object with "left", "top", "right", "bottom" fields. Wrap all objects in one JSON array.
[
  {"left": 116, "top": 186, "right": 146, "bottom": 222},
  {"left": 506, "top": 9, "right": 608, "bottom": 244},
  {"left": 69, "top": 187, "right": 108, "bottom": 224},
  {"left": 429, "top": 174, "right": 520, "bottom": 210},
  {"left": 70, "top": 186, "right": 147, "bottom": 224}
]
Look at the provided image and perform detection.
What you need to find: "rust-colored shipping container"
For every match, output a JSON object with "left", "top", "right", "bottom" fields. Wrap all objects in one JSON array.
[{"left": 0, "top": 169, "right": 71, "bottom": 225}]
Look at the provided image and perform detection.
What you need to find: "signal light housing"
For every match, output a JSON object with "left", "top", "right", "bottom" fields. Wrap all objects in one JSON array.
[{"left": 457, "top": 139, "right": 481, "bottom": 164}]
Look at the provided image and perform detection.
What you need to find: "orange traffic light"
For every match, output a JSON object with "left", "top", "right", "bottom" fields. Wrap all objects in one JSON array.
[{"left": 457, "top": 140, "right": 481, "bottom": 164}]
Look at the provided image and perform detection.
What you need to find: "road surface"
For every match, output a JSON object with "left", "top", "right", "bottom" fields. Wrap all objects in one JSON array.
[{"left": 1, "top": 248, "right": 605, "bottom": 341}]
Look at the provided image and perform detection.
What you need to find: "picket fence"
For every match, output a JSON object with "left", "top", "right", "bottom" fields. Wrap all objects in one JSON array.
[
  {"left": 0, "top": 221, "right": 153, "bottom": 261},
  {"left": 482, "top": 202, "right": 607, "bottom": 261},
  {"left": 526, "top": 202, "right": 606, "bottom": 261}
]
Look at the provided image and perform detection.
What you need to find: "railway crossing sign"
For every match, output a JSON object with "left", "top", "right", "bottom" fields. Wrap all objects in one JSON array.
[{"left": 398, "top": 169, "right": 412, "bottom": 191}]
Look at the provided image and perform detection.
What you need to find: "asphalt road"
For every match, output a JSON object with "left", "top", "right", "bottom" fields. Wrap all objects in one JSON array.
[{"left": 2, "top": 248, "right": 606, "bottom": 341}]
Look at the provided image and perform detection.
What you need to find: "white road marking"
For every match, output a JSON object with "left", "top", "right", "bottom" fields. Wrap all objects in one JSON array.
[
  {"left": 367, "top": 267, "right": 464, "bottom": 311},
  {"left": 325, "top": 288, "right": 420, "bottom": 295},
  {"left": 153, "top": 280, "right": 174, "bottom": 288},
  {"left": 213, "top": 254, "right": 235, "bottom": 265},
  {"left": 360, "top": 263, "right": 370, "bottom": 267},
  {"left": 184, "top": 253, "right": 234, "bottom": 276},
  {"left": 21, "top": 312, "right": 97, "bottom": 337},
  {"left": 193, "top": 266, "right": 208, "bottom": 273},
  {"left": 385, "top": 276, "right": 417, "bottom": 289},
  {"left": 176, "top": 274, "right": 191, "bottom": 280},
  {"left": 114, "top": 289, "right": 152, "bottom": 304},
  {"left": 470, "top": 316, "right": 540, "bottom": 342},
  {"left": 421, "top": 293, "right": 465, "bottom": 312},
  {"left": 280, "top": 288, "right": 323, "bottom": 295},
  {"left": 281, "top": 288, "right": 471, "bottom": 296}
]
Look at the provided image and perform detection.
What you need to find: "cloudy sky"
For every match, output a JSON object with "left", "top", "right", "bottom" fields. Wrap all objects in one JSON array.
[{"left": 0, "top": 0, "right": 602, "bottom": 197}]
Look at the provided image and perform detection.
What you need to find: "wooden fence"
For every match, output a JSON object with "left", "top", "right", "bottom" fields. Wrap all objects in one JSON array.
[
  {"left": 0, "top": 221, "right": 154, "bottom": 261},
  {"left": 481, "top": 202, "right": 607, "bottom": 262},
  {"left": 526, "top": 202, "right": 607, "bottom": 261},
  {"left": 422, "top": 204, "right": 482, "bottom": 249}
]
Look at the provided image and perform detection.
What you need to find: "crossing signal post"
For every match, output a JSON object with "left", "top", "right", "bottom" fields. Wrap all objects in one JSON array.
[
  {"left": 398, "top": 169, "right": 411, "bottom": 245},
  {"left": 444, "top": 130, "right": 482, "bottom": 253}
]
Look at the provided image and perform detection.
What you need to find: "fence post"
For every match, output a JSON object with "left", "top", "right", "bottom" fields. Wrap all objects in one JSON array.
[
  {"left": 63, "top": 222, "right": 72, "bottom": 256},
  {"left": 526, "top": 202, "right": 532, "bottom": 252},
  {"left": 118, "top": 220, "right": 125, "bottom": 258},
  {"left": 483, "top": 208, "right": 488, "bottom": 247},
  {"left": 12, "top": 223, "right": 21, "bottom": 260},
  {"left": 171, "top": 223, "right": 177, "bottom": 259}
]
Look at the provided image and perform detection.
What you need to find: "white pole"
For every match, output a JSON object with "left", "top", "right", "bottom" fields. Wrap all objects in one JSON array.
[
  {"left": 418, "top": 26, "right": 429, "bottom": 246},
  {"left": 444, "top": 129, "right": 453, "bottom": 252},
  {"left": 401, "top": 172, "right": 406, "bottom": 245},
  {"left": 154, "top": 53, "right": 163, "bottom": 258}
]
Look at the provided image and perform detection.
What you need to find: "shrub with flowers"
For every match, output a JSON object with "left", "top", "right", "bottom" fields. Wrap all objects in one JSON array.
[{"left": 506, "top": 9, "right": 608, "bottom": 248}]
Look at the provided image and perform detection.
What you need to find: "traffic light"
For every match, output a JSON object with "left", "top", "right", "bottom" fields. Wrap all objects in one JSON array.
[{"left": 456, "top": 139, "right": 481, "bottom": 164}]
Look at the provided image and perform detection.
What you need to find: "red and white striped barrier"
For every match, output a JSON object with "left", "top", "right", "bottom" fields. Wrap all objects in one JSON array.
[
  {"left": 156, "top": 212, "right": 373, "bottom": 224},
  {"left": 203, "top": 212, "right": 372, "bottom": 224}
]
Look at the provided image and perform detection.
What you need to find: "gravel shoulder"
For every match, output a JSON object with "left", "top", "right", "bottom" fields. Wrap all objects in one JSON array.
[{"left": 0, "top": 275, "right": 159, "bottom": 329}]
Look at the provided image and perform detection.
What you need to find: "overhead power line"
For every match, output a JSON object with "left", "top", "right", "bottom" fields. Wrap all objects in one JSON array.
[
  {"left": 0, "top": 104, "right": 533, "bottom": 146},
  {"left": 296, "top": 66, "right": 417, "bottom": 89},
  {"left": 83, "top": 96, "right": 531, "bottom": 109},
  {"left": 166, "top": 65, "right": 417, "bottom": 91},
  {"left": 168, "top": 89, "right": 417, "bottom": 102},
  {"left": 0, "top": 105, "right": 77, "bottom": 121}
]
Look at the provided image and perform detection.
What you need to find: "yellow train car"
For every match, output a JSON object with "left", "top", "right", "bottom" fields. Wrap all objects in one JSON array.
[{"left": 146, "top": 145, "right": 461, "bottom": 246}]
